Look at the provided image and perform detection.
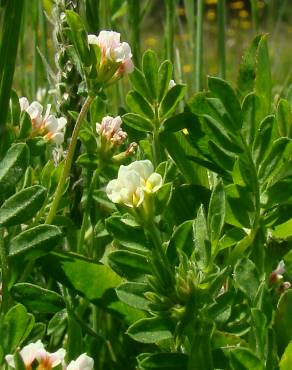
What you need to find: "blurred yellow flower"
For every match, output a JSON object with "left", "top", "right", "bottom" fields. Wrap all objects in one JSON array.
[
  {"left": 207, "top": 10, "right": 216, "bottom": 21},
  {"left": 230, "top": 1, "right": 244, "bottom": 10},
  {"left": 183, "top": 64, "right": 192, "bottom": 73},
  {"left": 206, "top": 0, "right": 217, "bottom": 4},
  {"left": 239, "top": 10, "right": 249, "bottom": 18},
  {"left": 240, "top": 20, "right": 251, "bottom": 29},
  {"left": 146, "top": 37, "right": 158, "bottom": 47},
  {"left": 176, "top": 6, "right": 185, "bottom": 16}
]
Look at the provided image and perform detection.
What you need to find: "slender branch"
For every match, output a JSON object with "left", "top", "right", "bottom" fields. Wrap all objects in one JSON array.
[
  {"left": 0, "top": 227, "right": 9, "bottom": 315},
  {"left": 45, "top": 96, "right": 93, "bottom": 224}
]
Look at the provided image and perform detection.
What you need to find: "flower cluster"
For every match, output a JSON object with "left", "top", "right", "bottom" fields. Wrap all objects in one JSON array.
[
  {"left": 88, "top": 30, "right": 134, "bottom": 85},
  {"left": 96, "top": 115, "right": 127, "bottom": 146},
  {"left": 106, "top": 160, "right": 162, "bottom": 208},
  {"left": 19, "top": 97, "right": 67, "bottom": 145},
  {"left": 5, "top": 340, "right": 93, "bottom": 370}
]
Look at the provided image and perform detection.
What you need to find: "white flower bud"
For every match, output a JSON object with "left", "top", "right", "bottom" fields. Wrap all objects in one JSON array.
[
  {"left": 5, "top": 340, "right": 45, "bottom": 368},
  {"left": 67, "top": 353, "right": 94, "bottom": 370}
]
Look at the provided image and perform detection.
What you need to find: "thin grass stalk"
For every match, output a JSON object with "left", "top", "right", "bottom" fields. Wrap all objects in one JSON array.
[
  {"left": 195, "top": 0, "right": 204, "bottom": 91},
  {"left": 0, "top": 0, "right": 24, "bottom": 134},
  {"left": 250, "top": 0, "right": 259, "bottom": 35},
  {"left": 217, "top": 0, "right": 226, "bottom": 79},
  {"left": 127, "top": 0, "right": 141, "bottom": 68},
  {"left": 184, "top": 0, "right": 196, "bottom": 89},
  {"left": 164, "top": 0, "right": 176, "bottom": 62}
]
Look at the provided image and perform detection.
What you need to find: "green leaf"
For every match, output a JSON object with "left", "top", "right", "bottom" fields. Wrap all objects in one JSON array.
[
  {"left": 9, "top": 224, "right": 63, "bottom": 259},
  {"left": 0, "top": 143, "right": 29, "bottom": 193},
  {"left": 261, "top": 178, "right": 292, "bottom": 208},
  {"left": 218, "top": 227, "right": 246, "bottom": 251},
  {"left": 252, "top": 115, "right": 275, "bottom": 167},
  {"left": 127, "top": 317, "right": 173, "bottom": 343},
  {"left": 274, "top": 290, "right": 292, "bottom": 355},
  {"left": 0, "top": 304, "right": 34, "bottom": 354},
  {"left": 160, "top": 131, "right": 208, "bottom": 185},
  {"left": 255, "top": 35, "right": 271, "bottom": 118},
  {"left": 43, "top": 252, "right": 122, "bottom": 303},
  {"left": 11, "top": 283, "right": 65, "bottom": 314},
  {"left": 76, "top": 153, "right": 98, "bottom": 170},
  {"left": 155, "top": 182, "right": 172, "bottom": 215},
  {"left": 280, "top": 341, "right": 292, "bottom": 370},
  {"left": 126, "top": 90, "right": 154, "bottom": 118},
  {"left": 193, "top": 205, "right": 211, "bottom": 270},
  {"left": 159, "top": 84, "right": 186, "bottom": 118},
  {"left": 167, "top": 220, "right": 193, "bottom": 264},
  {"left": 66, "top": 10, "right": 91, "bottom": 66},
  {"left": 229, "top": 347, "right": 264, "bottom": 370},
  {"left": 158, "top": 60, "right": 173, "bottom": 101},
  {"left": 0, "top": 0, "right": 24, "bottom": 129},
  {"left": 116, "top": 282, "right": 149, "bottom": 311},
  {"left": 138, "top": 353, "right": 188, "bottom": 370},
  {"left": 277, "top": 99, "right": 292, "bottom": 138},
  {"left": 208, "top": 179, "right": 225, "bottom": 254},
  {"left": 107, "top": 250, "right": 151, "bottom": 280},
  {"left": 241, "top": 92, "right": 262, "bottom": 146},
  {"left": 105, "top": 215, "right": 149, "bottom": 251},
  {"left": 18, "top": 111, "right": 32, "bottom": 139},
  {"left": 208, "top": 76, "right": 242, "bottom": 130},
  {"left": 168, "top": 184, "right": 210, "bottom": 225},
  {"left": 122, "top": 113, "right": 153, "bottom": 132},
  {"left": 251, "top": 308, "right": 267, "bottom": 360},
  {"left": 0, "top": 185, "right": 46, "bottom": 226},
  {"left": 234, "top": 258, "right": 260, "bottom": 302},
  {"left": 258, "top": 138, "right": 292, "bottom": 184},
  {"left": 142, "top": 50, "right": 158, "bottom": 101},
  {"left": 162, "top": 112, "right": 196, "bottom": 133},
  {"left": 129, "top": 67, "right": 152, "bottom": 103},
  {"left": 225, "top": 184, "right": 254, "bottom": 228}
]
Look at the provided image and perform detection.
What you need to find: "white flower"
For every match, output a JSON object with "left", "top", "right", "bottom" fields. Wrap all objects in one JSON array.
[
  {"left": 106, "top": 160, "right": 163, "bottom": 208},
  {"left": 19, "top": 97, "right": 67, "bottom": 145},
  {"left": 36, "top": 347, "right": 66, "bottom": 369},
  {"left": 88, "top": 30, "right": 134, "bottom": 76},
  {"left": 169, "top": 79, "right": 176, "bottom": 89},
  {"left": 5, "top": 340, "right": 45, "bottom": 368},
  {"left": 96, "top": 115, "right": 127, "bottom": 146},
  {"left": 274, "top": 260, "right": 285, "bottom": 279},
  {"left": 66, "top": 353, "right": 94, "bottom": 370}
]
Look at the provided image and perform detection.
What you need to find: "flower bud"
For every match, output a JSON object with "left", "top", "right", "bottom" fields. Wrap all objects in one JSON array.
[
  {"left": 88, "top": 30, "right": 134, "bottom": 86},
  {"left": 19, "top": 97, "right": 67, "bottom": 145}
]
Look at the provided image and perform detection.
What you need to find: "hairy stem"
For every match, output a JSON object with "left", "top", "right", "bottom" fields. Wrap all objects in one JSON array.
[
  {"left": 0, "top": 227, "right": 9, "bottom": 315},
  {"left": 46, "top": 96, "right": 93, "bottom": 224}
]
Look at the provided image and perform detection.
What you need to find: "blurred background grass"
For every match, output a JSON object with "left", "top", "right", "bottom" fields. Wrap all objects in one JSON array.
[{"left": 9, "top": 0, "right": 292, "bottom": 103}]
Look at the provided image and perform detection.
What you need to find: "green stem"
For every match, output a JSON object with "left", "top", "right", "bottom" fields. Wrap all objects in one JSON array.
[
  {"left": 78, "top": 168, "right": 100, "bottom": 253},
  {"left": 0, "top": 228, "right": 9, "bottom": 314},
  {"left": 217, "top": 0, "right": 226, "bottom": 79},
  {"left": 195, "top": 0, "right": 204, "bottom": 92},
  {"left": 152, "top": 103, "right": 161, "bottom": 167},
  {"left": 45, "top": 96, "right": 93, "bottom": 224}
]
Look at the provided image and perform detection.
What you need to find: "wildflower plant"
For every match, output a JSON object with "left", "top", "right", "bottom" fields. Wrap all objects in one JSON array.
[{"left": 0, "top": 3, "right": 292, "bottom": 370}]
